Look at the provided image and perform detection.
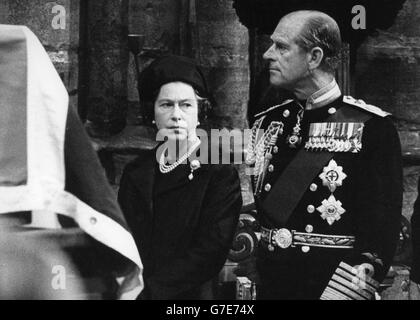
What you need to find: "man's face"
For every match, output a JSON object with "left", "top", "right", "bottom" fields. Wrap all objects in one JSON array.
[{"left": 263, "top": 18, "right": 310, "bottom": 90}]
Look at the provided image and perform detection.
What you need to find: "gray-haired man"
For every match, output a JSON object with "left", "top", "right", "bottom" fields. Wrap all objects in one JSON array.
[{"left": 246, "top": 10, "right": 403, "bottom": 300}]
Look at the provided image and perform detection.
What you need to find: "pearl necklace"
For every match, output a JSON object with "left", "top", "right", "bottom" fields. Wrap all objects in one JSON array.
[{"left": 159, "top": 140, "right": 201, "bottom": 174}]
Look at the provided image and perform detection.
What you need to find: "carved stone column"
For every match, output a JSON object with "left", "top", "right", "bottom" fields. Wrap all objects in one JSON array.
[
  {"left": 195, "top": 0, "right": 250, "bottom": 129},
  {"left": 85, "top": 0, "right": 129, "bottom": 137}
]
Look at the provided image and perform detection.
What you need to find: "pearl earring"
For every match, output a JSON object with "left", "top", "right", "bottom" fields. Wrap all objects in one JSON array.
[{"left": 152, "top": 120, "right": 156, "bottom": 124}]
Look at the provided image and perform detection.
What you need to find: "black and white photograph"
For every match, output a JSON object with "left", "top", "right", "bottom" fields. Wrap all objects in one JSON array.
[{"left": 0, "top": 0, "right": 419, "bottom": 308}]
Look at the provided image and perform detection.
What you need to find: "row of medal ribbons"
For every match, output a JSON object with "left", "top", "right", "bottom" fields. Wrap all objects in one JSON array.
[{"left": 305, "top": 122, "right": 364, "bottom": 153}]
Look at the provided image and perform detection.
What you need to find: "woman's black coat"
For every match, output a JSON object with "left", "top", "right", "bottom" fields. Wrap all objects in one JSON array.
[{"left": 118, "top": 149, "right": 242, "bottom": 299}]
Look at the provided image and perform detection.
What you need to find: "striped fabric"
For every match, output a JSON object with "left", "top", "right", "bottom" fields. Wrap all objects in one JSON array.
[{"left": 321, "top": 262, "right": 379, "bottom": 300}]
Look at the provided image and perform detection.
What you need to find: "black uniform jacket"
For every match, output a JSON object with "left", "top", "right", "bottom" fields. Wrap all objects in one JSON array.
[
  {"left": 249, "top": 93, "right": 403, "bottom": 299},
  {"left": 411, "top": 178, "right": 420, "bottom": 283},
  {"left": 118, "top": 148, "right": 242, "bottom": 299}
]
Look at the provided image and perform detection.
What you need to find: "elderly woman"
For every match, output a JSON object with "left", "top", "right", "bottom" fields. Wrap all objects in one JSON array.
[{"left": 118, "top": 55, "right": 242, "bottom": 300}]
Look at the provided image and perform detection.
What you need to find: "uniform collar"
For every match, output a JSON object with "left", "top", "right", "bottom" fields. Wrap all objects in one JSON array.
[{"left": 305, "top": 79, "right": 341, "bottom": 110}]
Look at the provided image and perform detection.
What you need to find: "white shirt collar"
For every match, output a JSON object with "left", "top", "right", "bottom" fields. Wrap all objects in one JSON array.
[{"left": 305, "top": 79, "right": 341, "bottom": 110}]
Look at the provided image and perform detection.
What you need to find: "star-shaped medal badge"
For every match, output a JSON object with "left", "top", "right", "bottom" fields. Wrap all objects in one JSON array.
[
  {"left": 319, "top": 159, "right": 347, "bottom": 193},
  {"left": 317, "top": 195, "right": 346, "bottom": 225}
]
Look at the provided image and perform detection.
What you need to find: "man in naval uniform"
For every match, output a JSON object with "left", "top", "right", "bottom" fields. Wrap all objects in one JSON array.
[
  {"left": 246, "top": 10, "right": 403, "bottom": 300},
  {"left": 410, "top": 177, "right": 420, "bottom": 297}
]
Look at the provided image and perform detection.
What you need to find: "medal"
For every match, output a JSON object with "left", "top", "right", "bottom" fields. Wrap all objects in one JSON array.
[
  {"left": 317, "top": 195, "right": 346, "bottom": 225},
  {"left": 287, "top": 106, "right": 304, "bottom": 148},
  {"left": 327, "top": 139, "right": 337, "bottom": 152},
  {"left": 319, "top": 159, "right": 347, "bottom": 192},
  {"left": 306, "top": 122, "right": 365, "bottom": 153},
  {"left": 287, "top": 133, "right": 302, "bottom": 148}
]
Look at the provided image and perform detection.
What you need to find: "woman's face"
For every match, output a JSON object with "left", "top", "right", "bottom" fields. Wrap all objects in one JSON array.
[{"left": 154, "top": 81, "right": 199, "bottom": 142}]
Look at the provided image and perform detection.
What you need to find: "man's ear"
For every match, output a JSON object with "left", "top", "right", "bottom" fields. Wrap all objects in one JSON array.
[{"left": 307, "top": 47, "right": 324, "bottom": 70}]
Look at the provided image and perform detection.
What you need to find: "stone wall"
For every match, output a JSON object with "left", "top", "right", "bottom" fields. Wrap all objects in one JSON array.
[
  {"left": 126, "top": 0, "right": 249, "bottom": 129},
  {"left": 0, "top": 0, "right": 80, "bottom": 114},
  {"left": 354, "top": 2, "right": 420, "bottom": 296},
  {"left": 127, "top": 0, "right": 183, "bottom": 126},
  {"left": 355, "top": 0, "right": 420, "bottom": 231},
  {"left": 84, "top": 0, "right": 129, "bottom": 137},
  {"left": 195, "top": 0, "right": 249, "bottom": 129}
]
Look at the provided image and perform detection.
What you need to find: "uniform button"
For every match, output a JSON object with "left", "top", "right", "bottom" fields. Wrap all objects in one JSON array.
[
  {"left": 264, "top": 184, "right": 272, "bottom": 192},
  {"left": 328, "top": 107, "right": 337, "bottom": 115},
  {"left": 307, "top": 205, "right": 315, "bottom": 213},
  {"left": 268, "top": 164, "right": 274, "bottom": 172},
  {"left": 309, "top": 183, "right": 318, "bottom": 192},
  {"left": 302, "top": 246, "right": 310, "bottom": 253},
  {"left": 305, "top": 225, "right": 314, "bottom": 233},
  {"left": 90, "top": 217, "right": 97, "bottom": 225},
  {"left": 273, "top": 146, "right": 279, "bottom": 154},
  {"left": 283, "top": 110, "right": 290, "bottom": 118}
]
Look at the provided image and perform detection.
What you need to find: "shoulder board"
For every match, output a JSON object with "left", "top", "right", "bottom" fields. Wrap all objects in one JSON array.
[
  {"left": 254, "top": 99, "right": 294, "bottom": 118},
  {"left": 343, "top": 96, "right": 391, "bottom": 118}
]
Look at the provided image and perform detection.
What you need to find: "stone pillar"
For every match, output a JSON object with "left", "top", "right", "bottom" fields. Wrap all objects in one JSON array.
[
  {"left": 0, "top": 0, "right": 80, "bottom": 113},
  {"left": 125, "top": 0, "right": 249, "bottom": 129},
  {"left": 85, "top": 0, "right": 129, "bottom": 137},
  {"left": 195, "top": 0, "right": 250, "bottom": 129},
  {"left": 194, "top": 1, "right": 252, "bottom": 208},
  {"left": 127, "top": 0, "right": 183, "bottom": 125}
]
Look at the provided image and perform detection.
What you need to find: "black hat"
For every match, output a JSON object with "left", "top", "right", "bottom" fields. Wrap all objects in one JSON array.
[{"left": 138, "top": 55, "right": 209, "bottom": 102}]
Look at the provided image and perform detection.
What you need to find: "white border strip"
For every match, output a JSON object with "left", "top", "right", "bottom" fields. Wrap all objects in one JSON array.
[{"left": 1, "top": 27, "right": 144, "bottom": 296}]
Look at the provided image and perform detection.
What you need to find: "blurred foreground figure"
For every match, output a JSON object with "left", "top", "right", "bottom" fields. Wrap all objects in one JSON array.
[
  {"left": 0, "top": 231, "right": 86, "bottom": 300},
  {"left": 0, "top": 25, "right": 143, "bottom": 299}
]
